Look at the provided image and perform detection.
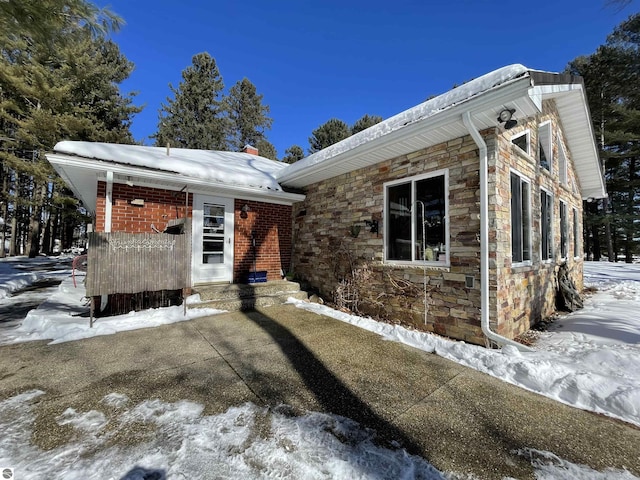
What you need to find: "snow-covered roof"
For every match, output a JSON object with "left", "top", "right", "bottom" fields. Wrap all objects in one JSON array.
[
  {"left": 46, "top": 64, "right": 606, "bottom": 213},
  {"left": 53, "top": 141, "right": 286, "bottom": 191},
  {"left": 276, "top": 64, "right": 606, "bottom": 200},
  {"left": 47, "top": 142, "right": 304, "bottom": 214}
]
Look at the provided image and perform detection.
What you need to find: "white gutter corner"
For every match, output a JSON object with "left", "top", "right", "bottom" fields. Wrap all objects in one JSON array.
[{"left": 462, "top": 112, "right": 533, "bottom": 352}]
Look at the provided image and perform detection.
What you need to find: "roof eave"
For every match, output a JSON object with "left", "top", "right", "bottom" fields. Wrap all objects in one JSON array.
[{"left": 46, "top": 153, "right": 305, "bottom": 207}]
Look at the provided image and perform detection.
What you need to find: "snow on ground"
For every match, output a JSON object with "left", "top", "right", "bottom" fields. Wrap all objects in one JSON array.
[
  {"left": 0, "top": 257, "right": 225, "bottom": 345},
  {"left": 0, "top": 390, "right": 635, "bottom": 480},
  {"left": 0, "top": 255, "right": 72, "bottom": 299},
  {"left": 290, "top": 262, "right": 640, "bottom": 429},
  {"left": 0, "top": 258, "right": 639, "bottom": 479}
]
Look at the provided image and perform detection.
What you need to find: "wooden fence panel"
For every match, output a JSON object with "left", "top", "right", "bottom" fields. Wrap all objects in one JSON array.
[{"left": 86, "top": 230, "right": 191, "bottom": 297}]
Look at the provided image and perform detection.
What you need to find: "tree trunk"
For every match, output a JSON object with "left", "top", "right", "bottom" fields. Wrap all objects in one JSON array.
[
  {"left": 8, "top": 215, "right": 17, "bottom": 256},
  {"left": 602, "top": 196, "right": 614, "bottom": 261},
  {"left": 27, "top": 182, "right": 46, "bottom": 258}
]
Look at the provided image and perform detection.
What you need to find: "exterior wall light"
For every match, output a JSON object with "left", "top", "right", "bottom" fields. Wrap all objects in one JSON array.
[
  {"left": 497, "top": 108, "right": 517, "bottom": 129},
  {"left": 240, "top": 204, "right": 250, "bottom": 219}
]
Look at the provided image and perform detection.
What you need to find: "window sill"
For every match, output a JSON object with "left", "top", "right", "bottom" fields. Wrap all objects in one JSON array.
[{"left": 381, "top": 261, "right": 450, "bottom": 271}]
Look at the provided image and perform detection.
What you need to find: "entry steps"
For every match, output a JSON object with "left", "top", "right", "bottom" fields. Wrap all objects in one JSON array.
[{"left": 189, "top": 280, "right": 308, "bottom": 312}]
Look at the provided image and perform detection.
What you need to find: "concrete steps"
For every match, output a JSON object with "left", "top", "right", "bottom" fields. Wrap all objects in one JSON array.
[{"left": 189, "top": 280, "right": 308, "bottom": 311}]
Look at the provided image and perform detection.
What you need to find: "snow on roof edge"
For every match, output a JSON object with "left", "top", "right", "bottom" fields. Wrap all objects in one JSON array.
[
  {"left": 51, "top": 141, "right": 287, "bottom": 193},
  {"left": 276, "top": 64, "right": 533, "bottom": 181}
]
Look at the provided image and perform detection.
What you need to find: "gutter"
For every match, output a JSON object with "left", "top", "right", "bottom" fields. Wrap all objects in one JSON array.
[{"left": 462, "top": 112, "right": 533, "bottom": 351}]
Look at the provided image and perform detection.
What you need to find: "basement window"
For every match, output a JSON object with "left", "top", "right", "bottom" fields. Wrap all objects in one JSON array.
[{"left": 384, "top": 170, "right": 448, "bottom": 264}]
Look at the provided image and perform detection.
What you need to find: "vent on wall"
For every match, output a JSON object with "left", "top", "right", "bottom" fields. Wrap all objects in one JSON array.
[{"left": 465, "top": 275, "right": 475, "bottom": 289}]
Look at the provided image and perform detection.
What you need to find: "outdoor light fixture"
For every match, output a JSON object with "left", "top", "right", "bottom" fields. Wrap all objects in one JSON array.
[
  {"left": 240, "top": 204, "right": 250, "bottom": 219},
  {"left": 365, "top": 219, "right": 379, "bottom": 235},
  {"left": 497, "top": 108, "right": 517, "bottom": 129}
]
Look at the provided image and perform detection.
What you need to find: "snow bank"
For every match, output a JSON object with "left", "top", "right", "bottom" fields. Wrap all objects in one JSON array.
[
  {"left": 289, "top": 261, "right": 640, "bottom": 428},
  {"left": 1, "top": 275, "right": 225, "bottom": 345}
]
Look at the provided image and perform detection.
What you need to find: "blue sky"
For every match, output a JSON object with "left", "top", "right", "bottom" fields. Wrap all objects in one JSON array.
[{"left": 101, "top": 0, "right": 637, "bottom": 158}]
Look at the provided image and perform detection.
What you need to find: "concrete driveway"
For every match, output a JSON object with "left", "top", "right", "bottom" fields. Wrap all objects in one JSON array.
[{"left": 0, "top": 304, "right": 638, "bottom": 479}]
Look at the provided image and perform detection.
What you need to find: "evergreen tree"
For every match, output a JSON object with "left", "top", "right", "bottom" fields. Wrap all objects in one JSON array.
[
  {"left": 282, "top": 145, "right": 305, "bottom": 164},
  {"left": 225, "top": 77, "right": 273, "bottom": 152},
  {"left": 308, "top": 118, "right": 350, "bottom": 154},
  {"left": 255, "top": 138, "right": 278, "bottom": 161},
  {"left": 155, "top": 52, "right": 226, "bottom": 150},
  {"left": 568, "top": 13, "right": 640, "bottom": 262},
  {"left": 351, "top": 114, "right": 383, "bottom": 135},
  {"left": 0, "top": 1, "right": 139, "bottom": 257}
]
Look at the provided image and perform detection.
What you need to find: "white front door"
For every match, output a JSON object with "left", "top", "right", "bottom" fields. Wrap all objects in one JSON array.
[{"left": 192, "top": 194, "right": 234, "bottom": 283}]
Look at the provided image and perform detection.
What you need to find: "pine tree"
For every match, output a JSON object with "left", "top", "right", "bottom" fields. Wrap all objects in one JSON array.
[
  {"left": 155, "top": 52, "right": 226, "bottom": 150},
  {"left": 0, "top": 0, "right": 139, "bottom": 257},
  {"left": 225, "top": 77, "right": 273, "bottom": 152},
  {"left": 568, "top": 13, "right": 640, "bottom": 262},
  {"left": 255, "top": 138, "right": 277, "bottom": 160},
  {"left": 308, "top": 118, "right": 350, "bottom": 154},
  {"left": 282, "top": 145, "right": 305, "bottom": 164},
  {"left": 351, "top": 114, "right": 383, "bottom": 135}
]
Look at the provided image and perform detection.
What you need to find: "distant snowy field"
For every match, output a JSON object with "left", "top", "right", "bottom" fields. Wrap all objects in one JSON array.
[{"left": 0, "top": 257, "right": 638, "bottom": 479}]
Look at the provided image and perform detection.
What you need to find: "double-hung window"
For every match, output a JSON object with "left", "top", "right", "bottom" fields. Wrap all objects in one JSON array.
[
  {"left": 385, "top": 170, "right": 448, "bottom": 263},
  {"left": 559, "top": 200, "right": 568, "bottom": 259},
  {"left": 540, "top": 189, "right": 553, "bottom": 261},
  {"left": 510, "top": 171, "right": 531, "bottom": 263}
]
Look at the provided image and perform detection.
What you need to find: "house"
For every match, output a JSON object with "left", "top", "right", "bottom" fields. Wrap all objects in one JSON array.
[
  {"left": 46, "top": 143, "right": 305, "bottom": 285},
  {"left": 46, "top": 64, "right": 606, "bottom": 348}
]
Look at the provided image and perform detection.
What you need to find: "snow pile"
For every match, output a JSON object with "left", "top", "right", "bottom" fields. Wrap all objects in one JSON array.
[
  {"left": 0, "top": 257, "right": 70, "bottom": 300},
  {"left": 0, "top": 274, "right": 225, "bottom": 345},
  {"left": 0, "top": 390, "right": 444, "bottom": 480},
  {"left": 0, "top": 390, "right": 634, "bottom": 480},
  {"left": 289, "top": 261, "right": 640, "bottom": 428}
]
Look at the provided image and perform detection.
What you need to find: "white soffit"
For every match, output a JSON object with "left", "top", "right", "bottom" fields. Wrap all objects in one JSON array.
[
  {"left": 278, "top": 76, "right": 537, "bottom": 188},
  {"left": 532, "top": 84, "right": 606, "bottom": 199}
]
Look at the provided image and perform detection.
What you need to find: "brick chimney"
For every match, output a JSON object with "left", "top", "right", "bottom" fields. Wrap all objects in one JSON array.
[{"left": 243, "top": 144, "right": 259, "bottom": 155}]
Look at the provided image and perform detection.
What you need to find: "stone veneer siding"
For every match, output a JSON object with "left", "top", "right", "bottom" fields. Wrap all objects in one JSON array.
[
  {"left": 292, "top": 134, "right": 486, "bottom": 345},
  {"left": 292, "top": 100, "right": 586, "bottom": 345},
  {"left": 490, "top": 100, "right": 584, "bottom": 339}
]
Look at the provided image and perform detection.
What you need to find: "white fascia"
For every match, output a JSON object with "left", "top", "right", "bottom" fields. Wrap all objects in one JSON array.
[
  {"left": 48, "top": 153, "right": 306, "bottom": 206},
  {"left": 277, "top": 77, "right": 535, "bottom": 187}
]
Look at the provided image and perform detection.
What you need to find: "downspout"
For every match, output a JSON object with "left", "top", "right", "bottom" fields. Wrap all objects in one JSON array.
[
  {"left": 462, "top": 112, "right": 532, "bottom": 351},
  {"left": 105, "top": 171, "right": 113, "bottom": 233}
]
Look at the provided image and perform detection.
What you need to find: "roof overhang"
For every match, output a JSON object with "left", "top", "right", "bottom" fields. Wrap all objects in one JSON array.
[
  {"left": 46, "top": 153, "right": 305, "bottom": 215},
  {"left": 277, "top": 69, "right": 606, "bottom": 200}
]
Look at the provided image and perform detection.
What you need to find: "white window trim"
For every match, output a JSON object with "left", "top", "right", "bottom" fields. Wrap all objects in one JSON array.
[
  {"left": 511, "top": 129, "right": 531, "bottom": 155},
  {"left": 510, "top": 168, "right": 532, "bottom": 267},
  {"left": 538, "top": 121, "right": 553, "bottom": 174},
  {"left": 540, "top": 187, "right": 554, "bottom": 263},
  {"left": 383, "top": 169, "right": 450, "bottom": 266}
]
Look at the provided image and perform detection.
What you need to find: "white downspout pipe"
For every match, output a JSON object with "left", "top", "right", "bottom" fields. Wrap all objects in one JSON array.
[
  {"left": 462, "top": 112, "right": 532, "bottom": 351},
  {"left": 105, "top": 171, "right": 113, "bottom": 233}
]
